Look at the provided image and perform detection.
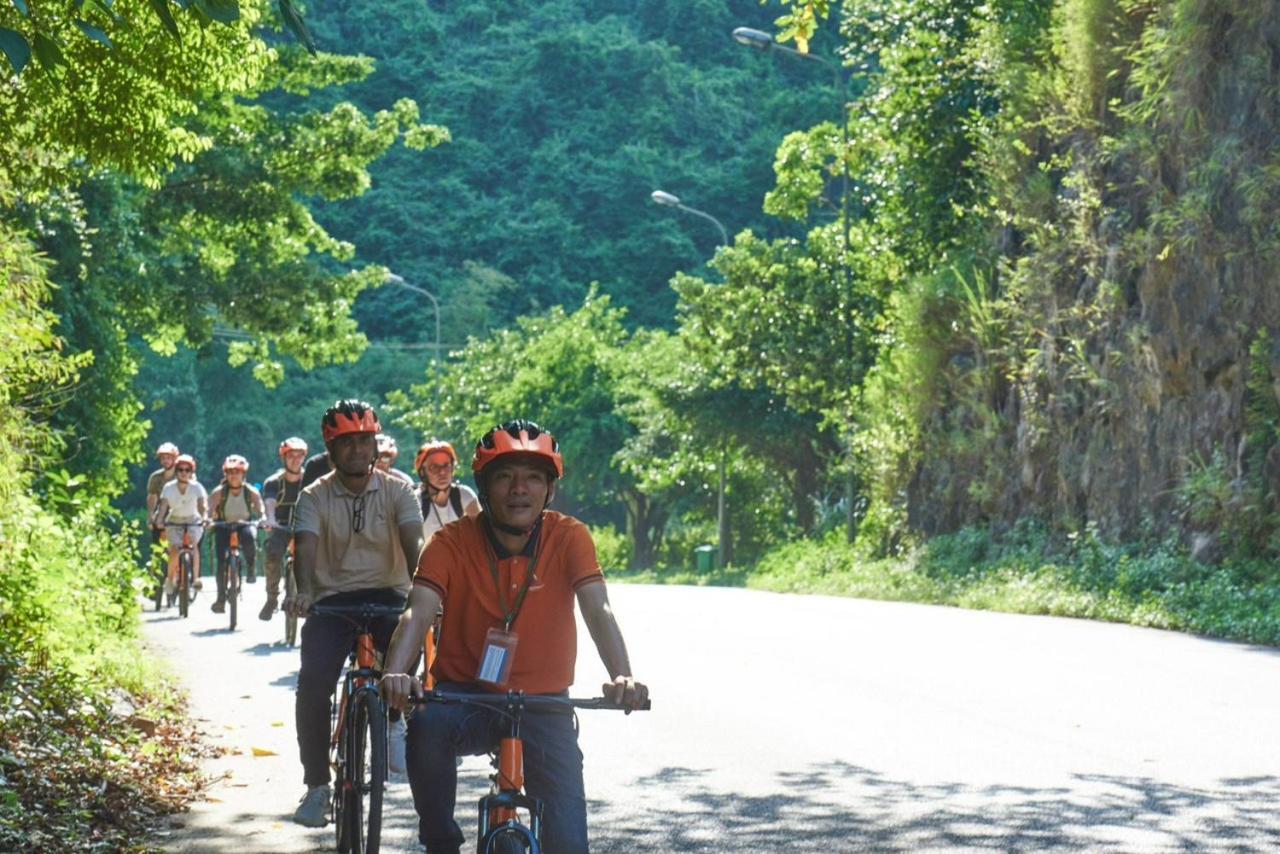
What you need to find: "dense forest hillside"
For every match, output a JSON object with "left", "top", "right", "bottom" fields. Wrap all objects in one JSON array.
[
  {"left": 302, "top": 0, "right": 836, "bottom": 331},
  {"left": 120, "top": 0, "right": 837, "bottom": 510}
]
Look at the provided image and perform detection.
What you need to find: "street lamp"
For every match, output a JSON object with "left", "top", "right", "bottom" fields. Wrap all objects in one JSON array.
[
  {"left": 733, "top": 25, "right": 859, "bottom": 544},
  {"left": 651, "top": 189, "right": 734, "bottom": 568},
  {"left": 650, "top": 189, "right": 729, "bottom": 249},
  {"left": 385, "top": 272, "right": 442, "bottom": 428}
]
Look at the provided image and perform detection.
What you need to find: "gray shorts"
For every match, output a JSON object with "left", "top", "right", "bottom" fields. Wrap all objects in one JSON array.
[{"left": 165, "top": 522, "right": 205, "bottom": 547}]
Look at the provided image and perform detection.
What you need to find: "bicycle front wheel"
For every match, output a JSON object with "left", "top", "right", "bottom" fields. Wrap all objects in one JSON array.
[
  {"left": 484, "top": 826, "right": 536, "bottom": 854},
  {"left": 337, "top": 688, "right": 386, "bottom": 854},
  {"left": 284, "top": 561, "right": 298, "bottom": 646},
  {"left": 178, "top": 552, "right": 191, "bottom": 619},
  {"left": 227, "top": 553, "right": 240, "bottom": 631}
]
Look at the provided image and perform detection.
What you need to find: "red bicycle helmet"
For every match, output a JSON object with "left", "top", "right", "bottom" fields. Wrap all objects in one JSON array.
[
  {"left": 175, "top": 454, "right": 197, "bottom": 471},
  {"left": 278, "top": 436, "right": 308, "bottom": 459},
  {"left": 156, "top": 441, "right": 180, "bottom": 456},
  {"left": 415, "top": 440, "right": 458, "bottom": 473},
  {"left": 222, "top": 454, "right": 249, "bottom": 473},
  {"left": 320, "top": 400, "right": 382, "bottom": 443},
  {"left": 472, "top": 420, "right": 563, "bottom": 479}
]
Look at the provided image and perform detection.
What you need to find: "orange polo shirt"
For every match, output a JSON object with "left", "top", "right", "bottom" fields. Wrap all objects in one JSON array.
[{"left": 414, "top": 511, "right": 604, "bottom": 694}]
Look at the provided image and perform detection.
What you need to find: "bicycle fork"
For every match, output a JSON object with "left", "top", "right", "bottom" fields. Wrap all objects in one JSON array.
[{"left": 478, "top": 724, "right": 543, "bottom": 845}]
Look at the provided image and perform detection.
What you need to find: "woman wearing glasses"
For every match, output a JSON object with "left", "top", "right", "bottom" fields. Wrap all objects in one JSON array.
[
  {"left": 414, "top": 440, "right": 480, "bottom": 545},
  {"left": 152, "top": 453, "right": 209, "bottom": 600}
]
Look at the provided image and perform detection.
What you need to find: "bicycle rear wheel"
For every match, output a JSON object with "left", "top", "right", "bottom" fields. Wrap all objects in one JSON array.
[
  {"left": 336, "top": 688, "right": 386, "bottom": 854},
  {"left": 227, "top": 553, "right": 240, "bottom": 631},
  {"left": 179, "top": 552, "right": 191, "bottom": 619}
]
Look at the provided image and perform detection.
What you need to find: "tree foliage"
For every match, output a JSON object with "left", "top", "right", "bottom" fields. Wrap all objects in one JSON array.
[{"left": 302, "top": 0, "right": 835, "bottom": 329}]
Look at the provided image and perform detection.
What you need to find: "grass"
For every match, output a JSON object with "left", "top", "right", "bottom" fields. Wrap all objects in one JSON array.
[{"left": 610, "top": 526, "right": 1280, "bottom": 647}]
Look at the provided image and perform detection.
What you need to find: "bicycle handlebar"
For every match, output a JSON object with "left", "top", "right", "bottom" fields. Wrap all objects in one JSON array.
[
  {"left": 207, "top": 519, "right": 267, "bottom": 528},
  {"left": 410, "top": 689, "right": 651, "bottom": 712},
  {"left": 308, "top": 603, "right": 406, "bottom": 621}
]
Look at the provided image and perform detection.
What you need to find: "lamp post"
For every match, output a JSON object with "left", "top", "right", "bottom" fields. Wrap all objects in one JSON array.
[
  {"left": 385, "top": 272, "right": 442, "bottom": 428},
  {"left": 650, "top": 190, "right": 729, "bottom": 250},
  {"left": 651, "top": 189, "right": 733, "bottom": 568},
  {"left": 733, "top": 26, "right": 859, "bottom": 545}
]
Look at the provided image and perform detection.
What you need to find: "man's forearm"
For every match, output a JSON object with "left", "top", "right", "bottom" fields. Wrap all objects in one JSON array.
[
  {"left": 585, "top": 607, "right": 632, "bottom": 680},
  {"left": 385, "top": 615, "right": 422, "bottom": 675},
  {"left": 294, "top": 533, "right": 319, "bottom": 599}
]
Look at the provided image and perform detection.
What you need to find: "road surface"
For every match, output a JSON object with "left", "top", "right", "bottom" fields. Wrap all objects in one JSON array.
[{"left": 144, "top": 582, "right": 1280, "bottom": 851}]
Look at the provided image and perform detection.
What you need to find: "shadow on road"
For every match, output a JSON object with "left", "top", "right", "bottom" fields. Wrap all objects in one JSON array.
[
  {"left": 242, "top": 641, "right": 299, "bottom": 656},
  {"left": 588, "top": 762, "right": 1280, "bottom": 852},
  {"left": 270, "top": 671, "right": 299, "bottom": 688}
]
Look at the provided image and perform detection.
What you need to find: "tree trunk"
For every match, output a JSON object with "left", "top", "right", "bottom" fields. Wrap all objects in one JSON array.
[{"left": 623, "top": 489, "right": 667, "bottom": 570}]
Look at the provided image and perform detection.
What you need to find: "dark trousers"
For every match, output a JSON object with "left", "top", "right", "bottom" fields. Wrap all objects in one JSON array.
[
  {"left": 406, "top": 682, "right": 587, "bottom": 854},
  {"left": 213, "top": 523, "right": 257, "bottom": 601},
  {"left": 295, "top": 588, "right": 405, "bottom": 787}
]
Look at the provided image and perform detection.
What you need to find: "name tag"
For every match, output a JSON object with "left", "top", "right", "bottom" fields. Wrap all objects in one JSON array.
[{"left": 476, "top": 627, "right": 518, "bottom": 686}]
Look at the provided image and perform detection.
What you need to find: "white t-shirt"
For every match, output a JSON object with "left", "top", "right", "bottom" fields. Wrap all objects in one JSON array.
[
  {"left": 160, "top": 480, "right": 208, "bottom": 523},
  {"left": 420, "top": 483, "right": 478, "bottom": 542}
]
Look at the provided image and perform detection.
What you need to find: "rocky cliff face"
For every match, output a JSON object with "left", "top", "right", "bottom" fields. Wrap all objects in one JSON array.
[{"left": 907, "top": 2, "right": 1280, "bottom": 549}]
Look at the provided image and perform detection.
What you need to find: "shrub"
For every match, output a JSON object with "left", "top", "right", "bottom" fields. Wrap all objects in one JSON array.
[{"left": 590, "top": 524, "right": 632, "bottom": 573}]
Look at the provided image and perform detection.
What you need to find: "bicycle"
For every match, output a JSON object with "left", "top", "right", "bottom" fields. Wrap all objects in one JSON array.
[
  {"left": 309, "top": 602, "right": 405, "bottom": 854},
  {"left": 410, "top": 689, "right": 650, "bottom": 854},
  {"left": 149, "top": 528, "right": 167, "bottom": 612},
  {"left": 170, "top": 522, "right": 204, "bottom": 619},
  {"left": 283, "top": 521, "right": 299, "bottom": 647},
  {"left": 211, "top": 520, "right": 261, "bottom": 631}
]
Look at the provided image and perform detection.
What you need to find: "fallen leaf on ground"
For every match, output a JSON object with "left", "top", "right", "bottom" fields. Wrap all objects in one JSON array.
[{"left": 251, "top": 747, "right": 277, "bottom": 757}]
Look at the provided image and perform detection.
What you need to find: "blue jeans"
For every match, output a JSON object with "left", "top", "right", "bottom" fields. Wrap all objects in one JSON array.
[{"left": 406, "top": 682, "right": 587, "bottom": 854}]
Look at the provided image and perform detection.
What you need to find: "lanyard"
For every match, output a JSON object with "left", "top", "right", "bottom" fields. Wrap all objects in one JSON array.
[{"left": 486, "top": 537, "right": 542, "bottom": 631}]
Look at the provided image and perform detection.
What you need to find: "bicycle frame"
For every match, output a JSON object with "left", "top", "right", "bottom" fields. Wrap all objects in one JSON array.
[{"left": 331, "top": 630, "right": 380, "bottom": 758}]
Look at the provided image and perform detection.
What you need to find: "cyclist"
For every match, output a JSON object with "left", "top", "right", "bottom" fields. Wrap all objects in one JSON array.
[
  {"left": 259, "top": 436, "right": 308, "bottom": 620},
  {"left": 300, "top": 448, "right": 332, "bottom": 489},
  {"left": 152, "top": 453, "right": 209, "bottom": 598},
  {"left": 414, "top": 440, "right": 479, "bottom": 544},
  {"left": 146, "top": 441, "right": 181, "bottom": 568},
  {"left": 381, "top": 420, "right": 648, "bottom": 854},
  {"left": 375, "top": 433, "right": 415, "bottom": 485},
  {"left": 208, "top": 455, "right": 265, "bottom": 614},
  {"left": 285, "top": 400, "right": 423, "bottom": 828}
]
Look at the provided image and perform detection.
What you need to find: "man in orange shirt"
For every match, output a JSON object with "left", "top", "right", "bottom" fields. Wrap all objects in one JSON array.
[{"left": 381, "top": 420, "right": 647, "bottom": 854}]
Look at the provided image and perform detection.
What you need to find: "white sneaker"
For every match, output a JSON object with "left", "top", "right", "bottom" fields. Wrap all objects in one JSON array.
[
  {"left": 388, "top": 718, "right": 407, "bottom": 775},
  {"left": 293, "top": 784, "right": 330, "bottom": 827},
  {"left": 163, "top": 577, "right": 176, "bottom": 597}
]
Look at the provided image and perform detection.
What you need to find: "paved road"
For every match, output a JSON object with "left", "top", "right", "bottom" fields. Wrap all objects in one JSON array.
[{"left": 144, "top": 583, "right": 1280, "bottom": 852}]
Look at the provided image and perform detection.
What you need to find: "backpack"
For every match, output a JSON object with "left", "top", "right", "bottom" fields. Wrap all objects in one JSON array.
[{"left": 421, "top": 481, "right": 465, "bottom": 520}]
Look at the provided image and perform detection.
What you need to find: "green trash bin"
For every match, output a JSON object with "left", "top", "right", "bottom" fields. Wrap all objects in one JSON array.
[{"left": 694, "top": 544, "right": 716, "bottom": 572}]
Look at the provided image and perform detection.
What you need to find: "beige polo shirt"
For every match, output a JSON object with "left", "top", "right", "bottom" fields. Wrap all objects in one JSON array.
[{"left": 294, "top": 469, "right": 423, "bottom": 600}]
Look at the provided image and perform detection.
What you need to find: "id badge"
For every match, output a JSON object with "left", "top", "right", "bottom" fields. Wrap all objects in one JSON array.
[{"left": 476, "top": 627, "right": 518, "bottom": 686}]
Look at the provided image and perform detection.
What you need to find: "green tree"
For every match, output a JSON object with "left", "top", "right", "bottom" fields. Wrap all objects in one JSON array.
[
  {"left": 25, "top": 41, "right": 445, "bottom": 495},
  {"left": 388, "top": 290, "right": 669, "bottom": 559}
]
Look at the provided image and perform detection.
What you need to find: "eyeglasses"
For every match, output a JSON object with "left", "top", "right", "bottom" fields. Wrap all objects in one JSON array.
[
  {"left": 175, "top": 467, "right": 194, "bottom": 474},
  {"left": 426, "top": 463, "right": 454, "bottom": 475},
  {"left": 352, "top": 492, "right": 367, "bottom": 534}
]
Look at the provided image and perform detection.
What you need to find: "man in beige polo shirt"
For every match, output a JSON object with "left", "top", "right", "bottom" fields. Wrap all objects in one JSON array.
[{"left": 286, "top": 399, "right": 423, "bottom": 828}]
